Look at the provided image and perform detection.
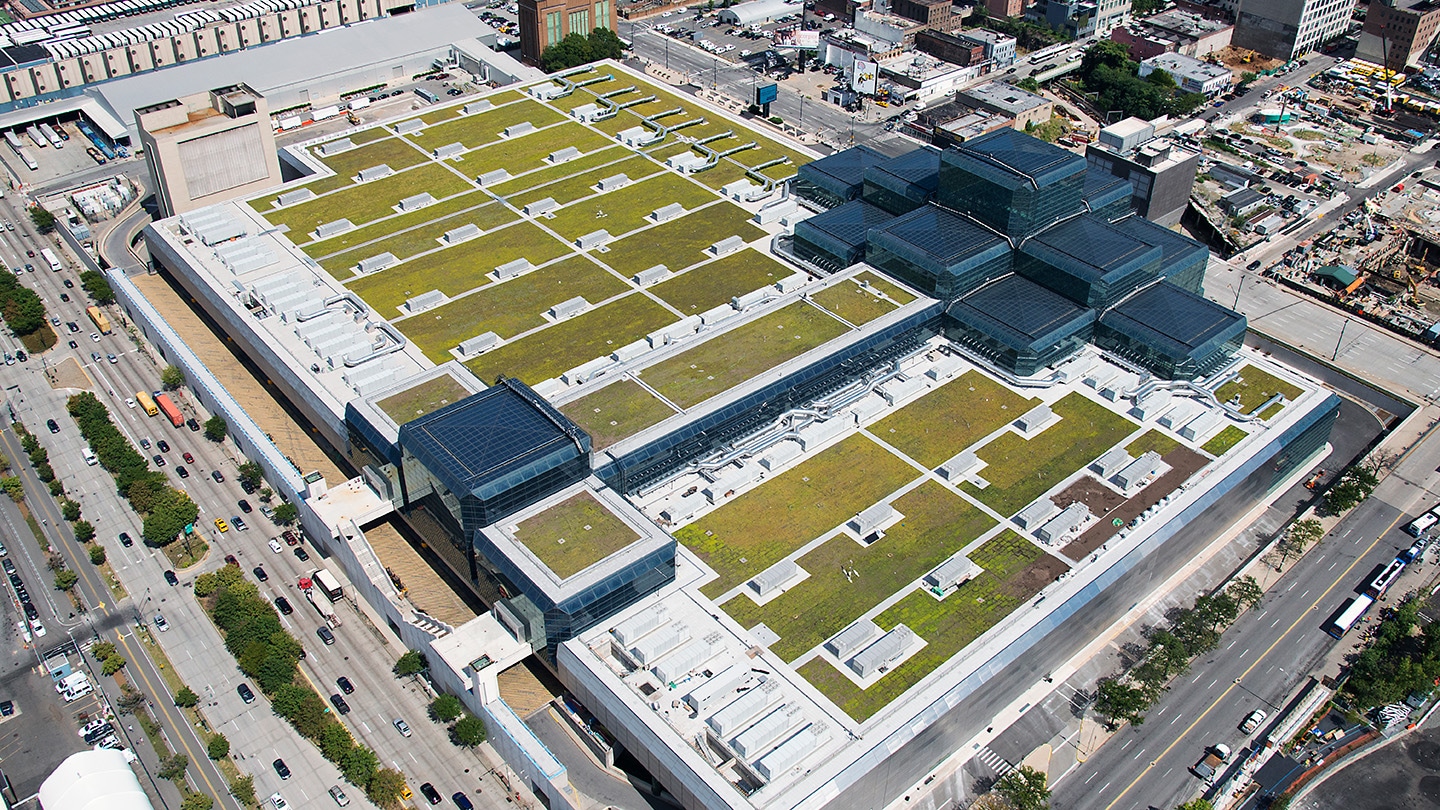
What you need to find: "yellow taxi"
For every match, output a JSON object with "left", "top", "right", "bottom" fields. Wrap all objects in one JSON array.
[
  {"left": 399, "top": 784, "right": 413, "bottom": 801},
  {"left": 214, "top": 517, "right": 229, "bottom": 533}
]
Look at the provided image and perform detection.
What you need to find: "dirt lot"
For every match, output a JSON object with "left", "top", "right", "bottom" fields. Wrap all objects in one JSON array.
[
  {"left": 1060, "top": 448, "right": 1209, "bottom": 561},
  {"left": 1000, "top": 551, "right": 1071, "bottom": 600},
  {"left": 1051, "top": 476, "right": 1125, "bottom": 518},
  {"left": 46, "top": 356, "right": 90, "bottom": 391}
]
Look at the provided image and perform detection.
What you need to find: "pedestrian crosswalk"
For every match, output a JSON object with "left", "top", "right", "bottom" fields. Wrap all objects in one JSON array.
[{"left": 974, "top": 746, "right": 1015, "bottom": 779}]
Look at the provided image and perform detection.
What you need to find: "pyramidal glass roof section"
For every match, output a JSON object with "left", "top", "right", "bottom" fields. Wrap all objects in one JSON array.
[
  {"left": 948, "top": 273, "right": 1096, "bottom": 345},
  {"left": 1082, "top": 172, "right": 1133, "bottom": 213},
  {"left": 1101, "top": 281, "right": 1245, "bottom": 354},
  {"left": 866, "top": 146, "right": 942, "bottom": 194},
  {"left": 1019, "top": 214, "right": 1163, "bottom": 286},
  {"left": 872, "top": 204, "right": 1009, "bottom": 267},
  {"left": 957, "top": 127, "right": 1087, "bottom": 187},
  {"left": 1109, "top": 213, "right": 1207, "bottom": 269},
  {"left": 799, "top": 199, "right": 894, "bottom": 249},
  {"left": 398, "top": 378, "right": 591, "bottom": 500},
  {"left": 800, "top": 144, "right": 892, "bottom": 190}
]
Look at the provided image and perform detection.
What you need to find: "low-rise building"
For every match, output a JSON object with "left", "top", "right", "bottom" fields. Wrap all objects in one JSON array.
[
  {"left": 891, "top": 0, "right": 969, "bottom": 32},
  {"left": 956, "top": 80, "right": 1054, "bottom": 129},
  {"left": 957, "top": 27, "right": 1018, "bottom": 65},
  {"left": 1110, "top": 9, "right": 1233, "bottom": 59},
  {"left": 879, "top": 52, "right": 983, "bottom": 103},
  {"left": 1140, "top": 51, "right": 1233, "bottom": 96}
]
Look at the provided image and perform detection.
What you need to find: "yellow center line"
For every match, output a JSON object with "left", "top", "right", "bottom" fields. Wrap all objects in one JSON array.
[
  {"left": 1102, "top": 510, "right": 1405, "bottom": 809},
  {"left": 0, "top": 430, "right": 226, "bottom": 802},
  {"left": 115, "top": 632, "right": 228, "bottom": 802}
]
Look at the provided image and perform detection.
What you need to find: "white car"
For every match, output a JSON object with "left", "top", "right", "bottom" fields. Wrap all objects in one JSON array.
[
  {"left": 1240, "top": 709, "right": 1267, "bottom": 734},
  {"left": 268, "top": 794, "right": 290, "bottom": 810},
  {"left": 268, "top": 538, "right": 283, "bottom": 553},
  {"left": 90, "top": 333, "right": 100, "bottom": 343},
  {"left": 153, "top": 613, "right": 169, "bottom": 632},
  {"left": 125, "top": 398, "right": 135, "bottom": 409}
]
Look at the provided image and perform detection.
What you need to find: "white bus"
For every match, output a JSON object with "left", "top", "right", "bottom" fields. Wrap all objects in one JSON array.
[
  {"left": 1323, "top": 594, "right": 1374, "bottom": 639},
  {"left": 40, "top": 248, "right": 62, "bottom": 272},
  {"left": 1407, "top": 510, "right": 1438, "bottom": 537}
]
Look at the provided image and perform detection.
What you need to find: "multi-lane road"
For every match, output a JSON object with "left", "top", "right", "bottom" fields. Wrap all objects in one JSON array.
[{"left": 0, "top": 187, "right": 509, "bottom": 808}]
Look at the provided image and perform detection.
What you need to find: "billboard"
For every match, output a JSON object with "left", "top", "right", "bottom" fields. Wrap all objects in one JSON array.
[
  {"left": 755, "top": 83, "right": 779, "bottom": 106},
  {"left": 851, "top": 59, "right": 879, "bottom": 95},
  {"left": 794, "top": 30, "right": 819, "bottom": 48}
]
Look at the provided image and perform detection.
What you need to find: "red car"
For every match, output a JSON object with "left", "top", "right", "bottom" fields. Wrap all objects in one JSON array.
[
  {"left": 224, "top": 554, "right": 238, "bottom": 566},
  {"left": 183, "top": 452, "right": 194, "bottom": 464}
]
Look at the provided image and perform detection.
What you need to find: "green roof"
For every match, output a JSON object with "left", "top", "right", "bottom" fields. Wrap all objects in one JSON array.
[{"left": 1315, "top": 264, "right": 1358, "bottom": 286}]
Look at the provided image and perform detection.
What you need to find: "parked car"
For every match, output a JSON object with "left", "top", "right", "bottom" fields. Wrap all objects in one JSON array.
[
  {"left": 294, "top": 547, "right": 310, "bottom": 562},
  {"left": 1240, "top": 709, "right": 1267, "bottom": 734}
]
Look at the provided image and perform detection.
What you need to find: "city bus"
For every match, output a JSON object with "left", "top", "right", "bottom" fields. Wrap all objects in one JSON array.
[
  {"left": 135, "top": 391, "right": 158, "bottom": 417},
  {"left": 1323, "top": 594, "right": 1374, "bottom": 639}
]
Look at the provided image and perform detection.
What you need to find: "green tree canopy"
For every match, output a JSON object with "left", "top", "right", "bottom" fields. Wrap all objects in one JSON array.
[
  {"left": 28, "top": 206, "right": 55, "bottom": 233},
  {"left": 160, "top": 365, "right": 185, "bottom": 390},
  {"left": 79, "top": 270, "right": 114, "bottom": 305},
  {"left": 175, "top": 686, "right": 199, "bottom": 707},
  {"left": 203, "top": 415, "right": 227, "bottom": 442},
  {"left": 432, "top": 694, "right": 463, "bottom": 722},
  {"left": 541, "top": 27, "right": 626, "bottom": 71},
  {"left": 207, "top": 733, "right": 230, "bottom": 760},
  {"left": 366, "top": 768, "right": 408, "bottom": 807},
  {"left": 394, "top": 650, "right": 427, "bottom": 677},
  {"left": 994, "top": 765, "right": 1050, "bottom": 810},
  {"left": 452, "top": 714, "right": 487, "bottom": 747}
]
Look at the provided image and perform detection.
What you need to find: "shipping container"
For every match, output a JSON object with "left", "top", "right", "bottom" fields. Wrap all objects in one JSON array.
[{"left": 154, "top": 392, "right": 183, "bottom": 427}]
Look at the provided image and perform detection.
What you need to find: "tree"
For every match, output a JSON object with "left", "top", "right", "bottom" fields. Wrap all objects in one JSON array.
[
  {"left": 160, "top": 365, "right": 185, "bottom": 390},
  {"left": 28, "top": 206, "right": 55, "bottom": 233},
  {"left": 79, "top": 270, "right": 114, "bottom": 305},
  {"left": 0, "top": 476, "right": 22, "bottom": 502},
  {"left": 994, "top": 765, "right": 1050, "bottom": 810},
  {"left": 1228, "top": 576, "right": 1264, "bottom": 611},
  {"left": 1325, "top": 465, "right": 1379, "bottom": 513},
  {"left": 452, "top": 714, "right": 487, "bottom": 746},
  {"left": 541, "top": 31, "right": 593, "bottom": 71},
  {"left": 207, "top": 733, "right": 230, "bottom": 760},
  {"left": 1095, "top": 678, "right": 1149, "bottom": 726},
  {"left": 88, "top": 544, "right": 106, "bottom": 565},
  {"left": 101, "top": 654, "right": 127, "bottom": 675},
  {"left": 588, "top": 26, "right": 624, "bottom": 60},
  {"left": 62, "top": 499, "right": 80, "bottom": 521},
  {"left": 1144, "top": 67, "right": 1176, "bottom": 89},
  {"left": 203, "top": 415, "right": 227, "bottom": 442},
  {"left": 259, "top": 487, "right": 273, "bottom": 503},
  {"left": 91, "top": 642, "right": 116, "bottom": 660},
  {"left": 237, "top": 461, "right": 263, "bottom": 488},
  {"left": 229, "top": 774, "right": 256, "bottom": 807},
  {"left": 175, "top": 686, "right": 199, "bottom": 708},
  {"left": 1175, "top": 800, "right": 1214, "bottom": 810},
  {"left": 366, "top": 768, "right": 409, "bottom": 807},
  {"left": 340, "top": 745, "right": 379, "bottom": 787},
  {"left": 180, "top": 794, "right": 214, "bottom": 810},
  {"left": 272, "top": 502, "right": 298, "bottom": 525},
  {"left": 1017, "top": 76, "right": 1041, "bottom": 92},
  {"left": 73, "top": 520, "right": 94, "bottom": 542},
  {"left": 319, "top": 722, "right": 353, "bottom": 762},
  {"left": 394, "top": 650, "right": 426, "bottom": 677},
  {"left": 432, "top": 694, "right": 463, "bottom": 722},
  {"left": 158, "top": 753, "right": 189, "bottom": 782},
  {"left": 1, "top": 286, "right": 46, "bottom": 335},
  {"left": 118, "top": 684, "right": 148, "bottom": 714},
  {"left": 54, "top": 569, "right": 78, "bottom": 590}
]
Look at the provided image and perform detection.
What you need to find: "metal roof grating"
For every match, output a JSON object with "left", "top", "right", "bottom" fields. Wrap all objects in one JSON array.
[
  {"left": 799, "top": 144, "right": 891, "bottom": 188},
  {"left": 1109, "top": 214, "right": 1207, "bottom": 266},
  {"left": 870, "top": 146, "right": 942, "bottom": 191}
]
